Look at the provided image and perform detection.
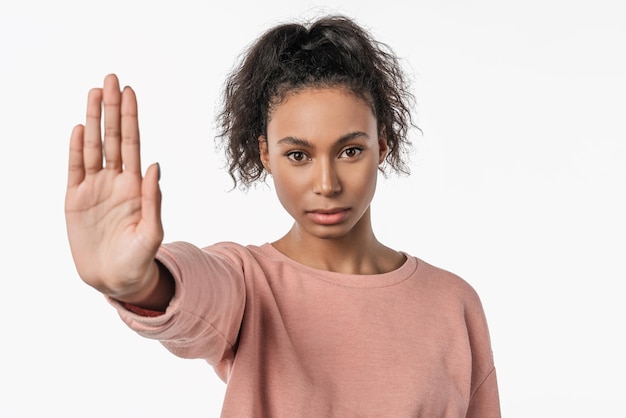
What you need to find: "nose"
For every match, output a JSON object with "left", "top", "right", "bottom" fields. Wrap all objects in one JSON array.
[{"left": 312, "top": 159, "right": 341, "bottom": 196}]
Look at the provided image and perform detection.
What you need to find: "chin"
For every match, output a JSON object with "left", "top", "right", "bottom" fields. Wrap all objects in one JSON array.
[{"left": 306, "top": 224, "right": 354, "bottom": 241}]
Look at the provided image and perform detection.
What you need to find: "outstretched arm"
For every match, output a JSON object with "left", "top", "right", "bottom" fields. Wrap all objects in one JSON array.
[{"left": 65, "top": 74, "right": 173, "bottom": 310}]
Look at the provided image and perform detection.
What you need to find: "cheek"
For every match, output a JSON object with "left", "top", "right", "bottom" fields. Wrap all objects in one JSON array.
[
  {"left": 344, "top": 160, "right": 379, "bottom": 190},
  {"left": 271, "top": 170, "right": 305, "bottom": 209},
  {"left": 360, "top": 171, "right": 379, "bottom": 198}
]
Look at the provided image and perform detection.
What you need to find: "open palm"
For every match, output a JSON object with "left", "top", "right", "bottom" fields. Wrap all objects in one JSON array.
[{"left": 65, "top": 74, "right": 163, "bottom": 299}]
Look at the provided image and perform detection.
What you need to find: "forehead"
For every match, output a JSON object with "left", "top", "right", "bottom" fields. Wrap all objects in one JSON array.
[{"left": 266, "top": 87, "right": 377, "bottom": 139}]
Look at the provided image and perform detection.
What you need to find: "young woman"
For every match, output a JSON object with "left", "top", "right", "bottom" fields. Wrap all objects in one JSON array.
[{"left": 65, "top": 15, "right": 500, "bottom": 417}]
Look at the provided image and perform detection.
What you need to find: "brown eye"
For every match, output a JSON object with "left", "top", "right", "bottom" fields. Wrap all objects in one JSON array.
[
  {"left": 340, "top": 147, "right": 363, "bottom": 159},
  {"left": 287, "top": 151, "right": 307, "bottom": 162}
]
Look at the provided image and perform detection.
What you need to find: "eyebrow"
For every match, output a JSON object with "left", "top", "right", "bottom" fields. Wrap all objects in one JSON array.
[{"left": 275, "top": 131, "right": 370, "bottom": 148}]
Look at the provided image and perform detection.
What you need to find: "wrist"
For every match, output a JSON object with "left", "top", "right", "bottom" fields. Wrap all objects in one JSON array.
[{"left": 115, "top": 261, "right": 174, "bottom": 311}]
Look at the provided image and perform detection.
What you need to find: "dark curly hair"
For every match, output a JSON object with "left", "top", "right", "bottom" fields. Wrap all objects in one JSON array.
[{"left": 216, "top": 14, "right": 416, "bottom": 189}]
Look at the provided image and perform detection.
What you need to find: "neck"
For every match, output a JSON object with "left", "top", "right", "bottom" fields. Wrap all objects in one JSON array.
[{"left": 272, "top": 209, "right": 404, "bottom": 275}]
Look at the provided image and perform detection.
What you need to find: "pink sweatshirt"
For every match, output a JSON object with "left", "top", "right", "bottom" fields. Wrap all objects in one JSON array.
[{"left": 110, "top": 241, "right": 500, "bottom": 417}]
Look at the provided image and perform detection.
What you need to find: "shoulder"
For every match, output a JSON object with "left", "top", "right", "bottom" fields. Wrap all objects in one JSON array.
[
  {"left": 199, "top": 241, "right": 270, "bottom": 266},
  {"left": 410, "top": 255, "right": 485, "bottom": 310},
  {"left": 158, "top": 241, "right": 265, "bottom": 272},
  {"left": 410, "top": 256, "right": 495, "bottom": 355},
  {"left": 203, "top": 240, "right": 270, "bottom": 255},
  {"left": 413, "top": 257, "right": 476, "bottom": 293}
]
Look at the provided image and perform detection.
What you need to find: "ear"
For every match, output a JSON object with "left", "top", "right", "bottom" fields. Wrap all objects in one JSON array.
[
  {"left": 378, "top": 130, "right": 388, "bottom": 165},
  {"left": 258, "top": 135, "right": 271, "bottom": 173}
]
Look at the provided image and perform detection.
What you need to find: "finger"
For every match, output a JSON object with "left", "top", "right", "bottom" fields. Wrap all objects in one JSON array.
[
  {"left": 121, "top": 86, "right": 141, "bottom": 175},
  {"left": 67, "top": 124, "right": 86, "bottom": 188},
  {"left": 83, "top": 87, "right": 103, "bottom": 174},
  {"left": 103, "top": 74, "right": 123, "bottom": 171},
  {"left": 141, "top": 163, "right": 164, "bottom": 244}
]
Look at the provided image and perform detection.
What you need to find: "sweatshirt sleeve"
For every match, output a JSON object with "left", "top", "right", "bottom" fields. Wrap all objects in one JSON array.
[
  {"left": 466, "top": 367, "right": 501, "bottom": 418},
  {"left": 107, "top": 241, "right": 246, "bottom": 374},
  {"left": 464, "top": 289, "right": 502, "bottom": 418}
]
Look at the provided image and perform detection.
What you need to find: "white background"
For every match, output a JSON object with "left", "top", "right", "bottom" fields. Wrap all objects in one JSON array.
[{"left": 1, "top": 0, "right": 624, "bottom": 417}]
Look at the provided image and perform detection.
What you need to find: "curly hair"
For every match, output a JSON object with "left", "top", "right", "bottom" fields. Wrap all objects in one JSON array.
[{"left": 216, "top": 14, "right": 416, "bottom": 189}]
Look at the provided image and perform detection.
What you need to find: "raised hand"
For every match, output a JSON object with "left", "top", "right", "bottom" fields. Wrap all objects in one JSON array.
[{"left": 65, "top": 74, "right": 166, "bottom": 305}]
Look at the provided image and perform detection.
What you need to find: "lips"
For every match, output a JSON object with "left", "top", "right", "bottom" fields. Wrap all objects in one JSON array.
[{"left": 306, "top": 208, "right": 350, "bottom": 225}]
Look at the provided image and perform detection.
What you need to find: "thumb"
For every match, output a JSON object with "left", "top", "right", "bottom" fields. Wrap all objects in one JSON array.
[{"left": 141, "top": 162, "right": 164, "bottom": 243}]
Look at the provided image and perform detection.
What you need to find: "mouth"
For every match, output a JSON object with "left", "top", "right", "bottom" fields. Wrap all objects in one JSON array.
[{"left": 306, "top": 208, "right": 350, "bottom": 225}]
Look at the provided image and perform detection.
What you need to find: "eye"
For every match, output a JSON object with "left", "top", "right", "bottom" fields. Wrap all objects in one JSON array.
[
  {"left": 339, "top": 146, "right": 363, "bottom": 159},
  {"left": 286, "top": 151, "right": 308, "bottom": 162}
]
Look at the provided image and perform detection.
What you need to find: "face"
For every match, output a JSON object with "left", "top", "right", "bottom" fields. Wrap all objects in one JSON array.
[{"left": 259, "top": 87, "right": 388, "bottom": 241}]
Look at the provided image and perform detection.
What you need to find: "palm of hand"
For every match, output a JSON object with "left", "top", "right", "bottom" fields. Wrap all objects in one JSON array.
[{"left": 65, "top": 74, "right": 162, "bottom": 297}]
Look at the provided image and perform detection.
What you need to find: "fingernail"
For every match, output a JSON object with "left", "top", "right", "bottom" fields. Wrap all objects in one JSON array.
[{"left": 157, "top": 162, "right": 161, "bottom": 181}]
